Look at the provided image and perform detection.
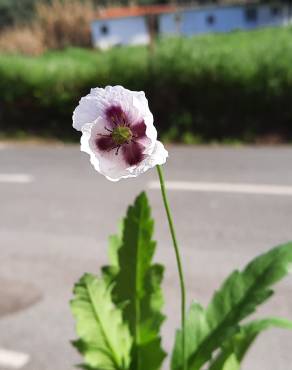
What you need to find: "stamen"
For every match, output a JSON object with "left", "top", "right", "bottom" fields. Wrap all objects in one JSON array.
[
  {"left": 107, "top": 144, "right": 118, "bottom": 152},
  {"left": 121, "top": 113, "right": 127, "bottom": 125},
  {"left": 115, "top": 146, "right": 121, "bottom": 155},
  {"left": 104, "top": 126, "right": 113, "bottom": 133},
  {"left": 110, "top": 116, "right": 117, "bottom": 125}
]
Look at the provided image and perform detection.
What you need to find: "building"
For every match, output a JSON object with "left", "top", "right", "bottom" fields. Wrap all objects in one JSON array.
[
  {"left": 91, "top": 5, "right": 176, "bottom": 49},
  {"left": 91, "top": 2, "right": 291, "bottom": 49},
  {"left": 161, "top": 2, "right": 291, "bottom": 36}
]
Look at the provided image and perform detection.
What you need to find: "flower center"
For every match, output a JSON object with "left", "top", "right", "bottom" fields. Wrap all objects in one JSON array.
[{"left": 112, "top": 126, "right": 133, "bottom": 145}]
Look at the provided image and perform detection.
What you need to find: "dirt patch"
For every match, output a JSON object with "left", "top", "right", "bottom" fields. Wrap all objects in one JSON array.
[{"left": 0, "top": 279, "right": 42, "bottom": 318}]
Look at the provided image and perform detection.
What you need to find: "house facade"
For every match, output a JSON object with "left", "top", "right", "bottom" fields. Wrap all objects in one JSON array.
[
  {"left": 92, "top": 16, "right": 150, "bottom": 49},
  {"left": 160, "top": 2, "right": 290, "bottom": 36},
  {"left": 91, "top": 2, "right": 291, "bottom": 49},
  {"left": 91, "top": 5, "right": 175, "bottom": 49}
]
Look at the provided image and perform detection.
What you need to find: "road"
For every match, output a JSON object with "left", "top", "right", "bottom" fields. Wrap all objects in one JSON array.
[{"left": 0, "top": 143, "right": 292, "bottom": 370}]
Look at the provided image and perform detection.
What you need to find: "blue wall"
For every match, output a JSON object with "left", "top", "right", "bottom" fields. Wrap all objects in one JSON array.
[{"left": 160, "top": 3, "right": 289, "bottom": 36}]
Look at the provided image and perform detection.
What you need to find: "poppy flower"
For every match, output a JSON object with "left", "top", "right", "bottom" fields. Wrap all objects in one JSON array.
[{"left": 73, "top": 85, "right": 168, "bottom": 181}]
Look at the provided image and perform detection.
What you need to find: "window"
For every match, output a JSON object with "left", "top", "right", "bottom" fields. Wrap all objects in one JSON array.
[
  {"left": 206, "top": 14, "right": 216, "bottom": 25},
  {"left": 271, "top": 6, "right": 281, "bottom": 16},
  {"left": 245, "top": 7, "right": 258, "bottom": 22},
  {"left": 100, "top": 24, "right": 109, "bottom": 35}
]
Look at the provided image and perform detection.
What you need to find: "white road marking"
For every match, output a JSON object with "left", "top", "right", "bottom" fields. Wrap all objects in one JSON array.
[
  {"left": 0, "top": 348, "right": 30, "bottom": 369},
  {"left": 148, "top": 181, "right": 292, "bottom": 196},
  {"left": 0, "top": 174, "right": 34, "bottom": 184}
]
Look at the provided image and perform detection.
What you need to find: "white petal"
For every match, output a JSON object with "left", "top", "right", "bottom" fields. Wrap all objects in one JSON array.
[
  {"left": 132, "top": 94, "right": 157, "bottom": 154},
  {"left": 72, "top": 96, "right": 100, "bottom": 131},
  {"left": 148, "top": 140, "right": 169, "bottom": 166},
  {"left": 80, "top": 123, "right": 92, "bottom": 154},
  {"left": 128, "top": 141, "right": 168, "bottom": 177},
  {"left": 80, "top": 118, "right": 130, "bottom": 181},
  {"left": 74, "top": 86, "right": 168, "bottom": 181},
  {"left": 107, "top": 141, "right": 168, "bottom": 181}
]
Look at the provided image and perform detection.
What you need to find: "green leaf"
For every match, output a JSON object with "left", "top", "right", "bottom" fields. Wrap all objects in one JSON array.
[
  {"left": 171, "top": 303, "right": 209, "bottom": 370},
  {"left": 221, "top": 354, "right": 240, "bottom": 370},
  {"left": 71, "top": 273, "right": 132, "bottom": 370},
  {"left": 209, "top": 317, "right": 292, "bottom": 370},
  {"left": 102, "top": 222, "right": 124, "bottom": 285},
  {"left": 103, "top": 192, "right": 166, "bottom": 370},
  {"left": 171, "top": 241, "right": 292, "bottom": 370}
]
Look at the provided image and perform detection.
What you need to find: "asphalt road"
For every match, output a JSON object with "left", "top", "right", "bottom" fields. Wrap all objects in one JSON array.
[{"left": 0, "top": 143, "right": 292, "bottom": 370}]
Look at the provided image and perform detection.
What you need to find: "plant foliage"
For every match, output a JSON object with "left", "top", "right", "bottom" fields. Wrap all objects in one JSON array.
[
  {"left": 103, "top": 192, "right": 166, "bottom": 370},
  {"left": 171, "top": 242, "right": 292, "bottom": 370},
  {"left": 71, "top": 274, "right": 132, "bottom": 370},
  {"left": 2, "top": 27, "right": 292, "bottom": 142},
  {"left": 72, "top": 192, "right": 165, "bottom": 370},
  {"left": 71, "top": 190, "right": 292, "bottom": 370},
  {"left": 209, "top": 317, "right": 292, "bottom": 370}
]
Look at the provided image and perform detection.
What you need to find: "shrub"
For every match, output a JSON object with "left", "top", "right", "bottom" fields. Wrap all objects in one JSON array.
[
  {"left": 0, "top": 24, "right": 45, "bottom": 55},
  {"left": 0, "top": 27, "right": 292, "bottom": 142},
  {"left": 35, "top": 0, "right": 97, "bottom": 50},
  {"left": 0, "top": 0, "right": 42, "bottom": 30},
  {"left": 0, "top": 0, "right": 97, "bottom": 55}
]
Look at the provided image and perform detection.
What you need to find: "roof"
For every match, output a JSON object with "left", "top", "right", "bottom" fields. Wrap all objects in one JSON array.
[
  {"left": 97, "top": 4, "right": 178, "bottom": 20},
  {"left": 97, "top": 0, "right": 265, "bottom": 20}
]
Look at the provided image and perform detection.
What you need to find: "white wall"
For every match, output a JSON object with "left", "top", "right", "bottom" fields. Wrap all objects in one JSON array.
[{"left": 91, "top": 16, "right": 149, "bottom": 49}]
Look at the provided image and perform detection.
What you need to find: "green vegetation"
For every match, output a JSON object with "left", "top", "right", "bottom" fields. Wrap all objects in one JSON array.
[
  {"left": 72, "top": 193, "right": 165, "bottom": 370},
  {"left": 0, "top": 0, "right": 48, "bottom": 29},
  {"left": 71, "top": 191, "right": 292, "bottom": 370},
  {"left": 1, "top": 27, "right": 292, "bottom": 142},
  {"left": 171, "top": 241, "right": 292, "bottom": 369}
]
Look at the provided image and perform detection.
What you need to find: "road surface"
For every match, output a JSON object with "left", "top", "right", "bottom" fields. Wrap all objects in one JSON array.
[{"left": 0, "top": 143, "right": 292, "bottom": 370}]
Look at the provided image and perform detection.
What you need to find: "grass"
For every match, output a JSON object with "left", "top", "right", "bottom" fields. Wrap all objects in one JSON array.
[{"left": 1, "top": 26, "right": 292, "bottom": 142}]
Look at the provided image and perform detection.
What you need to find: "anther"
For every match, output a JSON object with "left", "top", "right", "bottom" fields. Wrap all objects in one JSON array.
[{"left": 115, "top": 146, "right": 121, "bottom": 155}]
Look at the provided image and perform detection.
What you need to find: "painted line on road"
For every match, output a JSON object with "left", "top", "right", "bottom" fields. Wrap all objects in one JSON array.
[
  {"left": 148, "top": 181, "right": 292, "bottom": 196},
  {"left": 0, "top": 348, "right": 30, "bottom": 369},
  {"left": 0, "top": 174, "right": 34, "bottom": 184}
]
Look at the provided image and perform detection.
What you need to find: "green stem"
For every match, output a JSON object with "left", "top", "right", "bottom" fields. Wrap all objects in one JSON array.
[{"left": 156, "top": 165, "right": 187, "bottom": 370}]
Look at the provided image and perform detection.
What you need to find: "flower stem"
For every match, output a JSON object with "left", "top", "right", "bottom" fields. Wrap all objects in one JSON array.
[{"left": 156, "top": 165, "right": 187, "bottom": 370}]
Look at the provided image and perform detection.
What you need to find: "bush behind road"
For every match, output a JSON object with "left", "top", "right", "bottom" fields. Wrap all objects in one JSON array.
[{"left": 1, "top": 27, "right": 292, "bottom": 142}]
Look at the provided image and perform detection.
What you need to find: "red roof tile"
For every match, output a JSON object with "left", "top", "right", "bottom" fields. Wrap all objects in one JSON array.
[{"left": 98, "top": 4, "right": 177, "bottom": 19}]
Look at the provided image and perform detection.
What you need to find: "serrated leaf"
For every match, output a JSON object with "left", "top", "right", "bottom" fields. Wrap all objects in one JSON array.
[
  {"left": 171, "top": 241, "right": 292, "bottom": 370},
  {"left": 171, "top": 303, "right": 209, "bottom": 370},
  {"left": 102, "top": 222, "right": 124, "bottom": 285},
  {"left": 209, "top": 317, "right": 292, "bottom": 370},
  {"left": 221, "top": 354, "right": 240, "bottom": 370},
  {"left": 103, "top": 192, "right": 166, "bottom": 370},
  {"left": 71, "top": 273, "right": 132, "bottom": 370}
]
